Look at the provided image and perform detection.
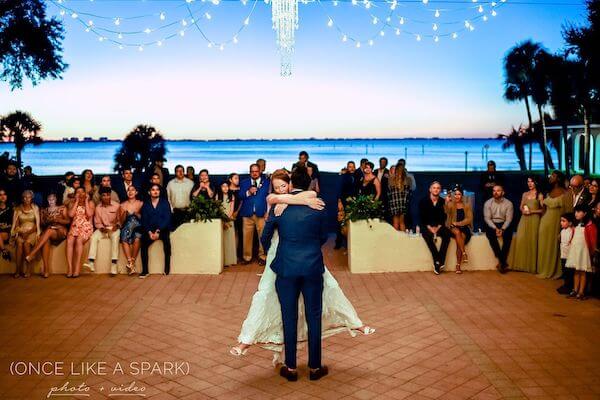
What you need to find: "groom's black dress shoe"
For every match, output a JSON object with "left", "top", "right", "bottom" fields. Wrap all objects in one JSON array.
[
  {"left": 279, "top": 366, "right": 298, "bottom": 382},
  {"left": 309, "top": 366, "right": 328, "bottom": 381}
]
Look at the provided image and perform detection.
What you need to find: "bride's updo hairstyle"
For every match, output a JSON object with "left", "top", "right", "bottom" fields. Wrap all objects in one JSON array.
[
  {"left": 291, "top": 166, "right": 312, "bottom": 191},
  {"left": 270, "top": 169, "right": 290, "bottom": 191}
]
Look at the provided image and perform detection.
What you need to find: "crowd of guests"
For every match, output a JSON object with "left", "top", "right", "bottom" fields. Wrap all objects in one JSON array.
[{"left": 1, "top": 152, "right": 598, "bottom": 299}]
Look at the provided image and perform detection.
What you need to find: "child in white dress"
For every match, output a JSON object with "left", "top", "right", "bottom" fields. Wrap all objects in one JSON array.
[
  {"left": 566, "top": 206, "right": 593, "bottom": 300},
  {"left": 559, "top": 213, "right": 574, "bottom": 293}
]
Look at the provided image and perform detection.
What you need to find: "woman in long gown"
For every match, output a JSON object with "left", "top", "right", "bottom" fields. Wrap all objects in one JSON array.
[
  {"left": 230, "top": 170, "right": 374, "bottom": 361},
  {"left": 511, "top": 177, "right": 544, "bottom": 273},
  {"left": 537, "top": 171, "right": 570, "bottom": 279}
]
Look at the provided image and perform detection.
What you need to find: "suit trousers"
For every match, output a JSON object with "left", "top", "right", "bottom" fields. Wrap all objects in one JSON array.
[
  {"left": 421, "top": 226, "right": 452, "bottom": 265},
  {"left": 242, "top": 215, "right": 265, "bottom": 262},
  {"left": 141, "top": 231, "right": 171, "bottom": 275},
  {"left": 275, "top": 274, "right": 324, "bottom": 370},
  {"left": 88, "top": 229, "right": 120, "bottom": 261},
  {"left": 485, "top": 223, "right": 513, "bottom": 267}
]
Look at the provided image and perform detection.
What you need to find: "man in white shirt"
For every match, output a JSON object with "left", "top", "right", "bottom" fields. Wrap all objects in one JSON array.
[{"left": 166, "top": 165, "right": 194, "bottom": 230}]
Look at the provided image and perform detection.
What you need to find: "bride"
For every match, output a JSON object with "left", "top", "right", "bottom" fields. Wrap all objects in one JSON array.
[{"left": 230, "top": 169, "right": 374, "bottom": 362}]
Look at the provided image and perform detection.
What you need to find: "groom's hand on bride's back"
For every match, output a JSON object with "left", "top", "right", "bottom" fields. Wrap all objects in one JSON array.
[{"left": 307, "top": 197, "right": 325, "bottom": 210}]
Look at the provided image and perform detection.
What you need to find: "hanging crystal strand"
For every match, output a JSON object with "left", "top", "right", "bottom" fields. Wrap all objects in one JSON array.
[{"left": 271, "top": 0, "right": 298, "bottom": 76}]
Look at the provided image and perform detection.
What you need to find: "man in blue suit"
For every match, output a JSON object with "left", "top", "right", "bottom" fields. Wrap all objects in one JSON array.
[
  {"left": 239, "top": 163, "right": 270, "bottom": 265},
  {"left": 261, "top": 166, "right": 329, "bottom": 382}
]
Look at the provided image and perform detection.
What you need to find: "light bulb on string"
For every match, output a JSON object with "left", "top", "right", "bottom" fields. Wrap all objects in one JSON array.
[
  {"left": 114, "top": 17, "right": 120, "bottom": 26},
  {"left": 87, "top": 20, "right": 93, "bottom": 26},
  {"left": 71, "top": 12, "right": 78, "bottom": 18},
  {"left": 138, "top": 46, "right": 144, "bottom": 52},
  {"left": 435, "top": 9, "right": 440, "bottom": 18},
  {"left": 59, "top": 10, "right": 65, "bottom": 16},
  {"left": 368, "top": 39, "right": 374, "bottom": 46},
  {"left": 333, "top": 0, "right": 338, "bottom": 5},
  {"left": 157, "top": 40, "right": 163, "bottom": 46},
  {"left": 118, "top": 44, "right": 124, "bottom": 50},
  {"left": 434, "top": 36, "right": 439, "bottom": 42},
  {"left": 351, "top": 0, "right": 358, "bottom": 6},
  {"left": 241, "top": 0, "right": 248, "bottom": 4},
  {"left": 483, "top": 15, "right": 488, "bottom": 21},
  {"left": 372, "top": 17, "right": 378, "bottom": 25},
  {"left": 327, "top": 18, "right": 333, "bottom": 27},
  {"left": 395, "top": 28, "right": 400, "bottom": 35},
  {"left": 464, "top": 20, "right": 470, "bottom": 28},
  {"left": 469, "top": 24, "right": 475, "bottom": 31},
  {"left": 356, "top": 41, "right": 361, "bottom": 48},
  {"left": 491, "top": 1, "right": 497, "bottom": 6},
  {"left": 416, "top": 34, "right": 421, "bottom": 41},
  {"left": 144, "top": 28, "right": 152, "bottom": 34},
  {"left": 244, "top": 17, "right": 250, "bottom": 25},
  {"left": 98, "top": 36, "right": 104, "bottom": 42},
  {"left": 478, "top": 5, "right": 484, "bottom": 12},
  {"left": 233, "top": 36, "right": 238, "bottom": 44},
  {"left": 452, "top": 32, "right": 458, "bottom": 39},
  {"left": 85, "top": 27, "right": 90, "bottom": 32},
  {"left": 160, "top": 12, "right": 166, "bottom": 20},
  {"left": 212, "top": 0, "right": 220, "bottom": 4},
  {"left": 118, "top": 33, "right": 123, "bottom": 39},
  {"left": 391, "top": 0, "right": 397, "bottom": 10},
  {"left": 219, "top": 44, "right": 224, "bottom": 51},
  {"left": 205, "top": 12, "right": 212, "bottom": 20},
  {"left": 179, "top": 30, "right": 185, "bottom": 36},
  {"left": 399, "top": 17, "right": 404, "bottom": 25},
  {"left": 342, "top": 34, "right": 348, "bottom": 42},
  {"left": 422, "top": 0, "right": 428, "bottom": 4},
  {"left": 181, "top": 19, "right": 187, "bottom": 26},
  {"left": 432, "top": 23, "right": 438, "bottom": 31},
  {"left": 492, "top": 10, "right": 497, "bottom": 16},
  {"left": 379, "top": 30, "right": 385, "bottom": 36},
  {"left": 386, "top": 17, "right": 391, "bottom": 22},
  {"left": 208, "top": 43, "right": 213, "bottom": 48}
]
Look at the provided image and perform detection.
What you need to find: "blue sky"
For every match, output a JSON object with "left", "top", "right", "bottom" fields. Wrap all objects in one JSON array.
[{"left": 1, "top": 0, "right": 588, "bottom": 140}]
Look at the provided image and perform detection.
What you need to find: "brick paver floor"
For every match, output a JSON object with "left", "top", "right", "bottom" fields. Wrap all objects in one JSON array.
[{"left": 1, "top": 241, "right": 599, "bottom": 400}]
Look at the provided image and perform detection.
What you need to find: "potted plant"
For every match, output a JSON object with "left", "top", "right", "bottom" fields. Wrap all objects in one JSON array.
[
  {"left": 343, "top": 194, "right": 384, "bottom": 227},
  {"left": 170, "top": 196, "right": 228, "bottom": 274}
]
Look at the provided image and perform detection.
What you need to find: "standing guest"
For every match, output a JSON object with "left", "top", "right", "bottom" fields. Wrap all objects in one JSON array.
[
  {"left": 146, "top": 173, "right": 167, "bottom": 200},
  {"left": 397, "top": 159, "right": 417, "bottom": 192},
  {"left": 239, "top": 163, "right": 270, "bottom": 265},
  {"left": 120, "top": 185, "right": 143, "bottom": 274},
  {"left": 374, "top": 157, "right": 389, "bottom": 182},
  {"left": 445, "top": 186, "right": 473, "bottom": 274},
  {"left": 558, "top": 213, "right": 575, "bottom": 295},
  {"left": 25, "top": 193, "right": 69, "bottom": 278},
  {"left": 57, "top": 171, "right": 75, "bottom": 200},
  {"left": 568, "top": 175, "right": 590, "bottom": 211},
  {"left": 186, "top": 166, "right": 195, "bottom": 182},
  {"left": 387, "top": 160, "right": 412, "bottom": 231},
  {"left": 166, "top": 165, "right": 194, "bottom": 230},
  {"left": 22, "top": 166, "right": 41, "bottom": 205},
  {"left": 566, "top": 206, "right": 593, "bottom": 300},
  {"left": 292, "top": 151, "right": 320, "bottom": 181},
  {"left": 85, "top": 187, "right": 121, "bottom": 275},
  {"left": 115, "top": 169, "right": 135, "bottom": 203},
  {"left": 335, "top": 161, "right": 357, "bottom": 249},
  {"left": 218, "top": 182, "right": 237, "bottom": 267},
  {"left": 191, "top": 169, "right": 216, "bottom": 200},
  {"left": 356, "top": 158, "right": 368, "bottom": 180},
  {"left": 480, "top": 160, "right": 503, "bottom": 201},
  {"left": 592, "top": 203, "right": 600, "bottom": 297},
  {"left": 511, "top": 176, "right": 544, "bottom": 274},
  {"left": 0, "top": 189, "right": 13, "bottom": 261},
  {"left": 228, "top": 173, "right": 243, "bottom": 260},
  {"left": 139, "top": 184, "right": 172, "bottom": 278},
  {"left": 92, "top": 175, "right": 120, "bottom": 205},
  {"left": 419, "top": 181, "right": 452, "bottom": 275},
  {"left": 147, "top": 158, "right": 170, "bottom": 188},
  {"left": 483, "top": 185, "right": 514, "bottom": 274},
  {"left": 66, "top": 187, "right": 94, "bottom": 278},
  {"left": 307, "top": 166, "right": 320, "bottom": 194},
  {"left": 357, "top": 162, "right": 381, "bottom": 200},
  {"left": 62, "top": 176, "right": 80, "bottom": 206},
  {"left": 586, "top": 179, "right": 598, "bottom": 211},
  {"left": 81, "top": 169, "right": 96, "bottom": 198},
  {"left": 11, "top": 190, "right": 41, "bottom": 278},
  {"left": 538, "top": 170, "right": 570, "bottom": 279},
  {"left": 256, "top": 159, "right": 269, "bottom": 178},
  {"left": 1, "top": 162, "right": 23, "bottom": 206}
]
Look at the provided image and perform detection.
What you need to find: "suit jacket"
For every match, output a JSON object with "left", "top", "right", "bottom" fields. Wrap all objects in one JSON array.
[
  {"left": 238, "top": 177, "right": 270, "bottom": 218},
  {"left": 261, "top": 196, "right": 328, "bottom": 278},
  {"left": 292, "top": 161, "right": 320, "bottom": 180}
]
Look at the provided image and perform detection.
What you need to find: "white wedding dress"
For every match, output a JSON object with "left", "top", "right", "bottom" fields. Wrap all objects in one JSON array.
[{"left": 237, "top": 231, "right": 364, "bottom": 353}]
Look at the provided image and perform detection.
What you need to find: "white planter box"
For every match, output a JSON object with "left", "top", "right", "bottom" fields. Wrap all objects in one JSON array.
[
  {"left": 348, "top": 219, "right": 507, "bottom": 273},
  {"left": 170, "top": 220, "right": 223, "bottom": 275}
]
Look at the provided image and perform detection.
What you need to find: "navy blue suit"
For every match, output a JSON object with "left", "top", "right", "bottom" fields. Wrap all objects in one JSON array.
[{"left": 261, "top": 193, "right": 328, "bottom": 369}]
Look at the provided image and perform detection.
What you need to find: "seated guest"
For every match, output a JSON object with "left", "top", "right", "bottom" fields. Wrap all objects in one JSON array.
[
  {"left": 587, "top": 179, "right": 598, "bottom": 211},
  {"left": 66, "top": 187, "right": 95, "bottom": 278},
  {"left": 483, "top": 185, "right": 514, "bottom": 273},
  {"left": 218, "top": 182, "right": 237, "bottom": 267},
  {"left": 388, "top": 160, "right": 412, "bottom": 231},
  {"left": 191, "top": 169, "right": 216, "bottom": 200},
  {"left": 114, "top": 169, "right": 135, "bottom": 203},
  {"left": 445, "top": 186, "right": 473, "bottom": 274},
  {"left": 85, "top": 187, "right": 121, "bottom": 275},
  {"left": 25, "top": 192, "right": 69, "bottom": 278},
  {"left": 166, "top": 165, "right": 194, "bottom": 230},
  {"left": 357, "top": 162, "right": 381, "bottom": 200},
  {"left": 186, "top": 166, "right": 195, "bottom": 182},
  {"left": 120, "top": 185, "right": 143, "bottom": 274},
  {"left": 11, "top": 190, "right": 41, "bottom": 278},
  {"left": 307, "top": 166, "right": 320, "bottom": 194},
  {"left": 0, "top": 189, "right": 13, "bottom": 261},
  {"left": 62, "top": 176, "right": 80, "bottom": 206},
  {"left": 140, "top": 184, "right": 172, "bottom": 278},
  {"left": 419, "top": 181, "right": 452, "bottom": 275},
  {"left": 81, "top": 169, "right": 97, "bottom": 198},
  {"left": 92, "top": 175, "right": 120, "bottom": 205}
]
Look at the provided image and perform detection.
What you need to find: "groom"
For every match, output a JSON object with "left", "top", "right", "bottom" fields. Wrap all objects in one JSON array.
[{"left": 261, "top": 166, "right": 329, "bottom": 382}]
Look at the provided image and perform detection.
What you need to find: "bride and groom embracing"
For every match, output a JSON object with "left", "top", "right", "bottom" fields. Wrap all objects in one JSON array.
[{"left": 230, "top": 166, "right": 374, "bottom": 381}]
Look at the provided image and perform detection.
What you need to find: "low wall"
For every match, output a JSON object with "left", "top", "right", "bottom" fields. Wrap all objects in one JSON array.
[
  {"left": 348, "top": 219, "right": 514, "bottom": 273},
  {"left": 0, "top": 221, "right": 223, "bottom": 275}
]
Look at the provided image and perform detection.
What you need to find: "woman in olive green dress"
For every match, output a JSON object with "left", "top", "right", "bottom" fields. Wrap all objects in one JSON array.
[
  {"left": 537, "top": 171, "right": 569, "bottom": 279},
  {"left": 511, "top": 177, "right": 543, "bottom": 273}
]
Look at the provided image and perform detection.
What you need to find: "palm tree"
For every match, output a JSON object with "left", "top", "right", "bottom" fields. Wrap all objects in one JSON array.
[
  {"left": 563, "top": 0, "right": 600, "bottom": 175},
  {"left": 498, "top": 126, "right": 527, "bottom": 171},
  {"left": 503, "top": 40, "right": 541, "bottom": 170},
  {"left": 114, "top": 124, "right": 167, "bottom": 176},
  {"left": 0, "top": 111, "right": 43, "bottom": 168}
]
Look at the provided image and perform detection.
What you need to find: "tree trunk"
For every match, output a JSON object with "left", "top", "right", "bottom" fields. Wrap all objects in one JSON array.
[
  {"left": 524, "top": 97, "right": 534, "bottom": 170},
  {"left": 537, "top": 105, "right": 554, "bottom": 175},
  {"left": 515, "top": 143, "right": 527, "bottom": 171},
  {"left": 561, "top": 123, "right": 569, "bottom": 173},
  {"left": 583, "top": 106, "right": 591, "bottom": 176}
]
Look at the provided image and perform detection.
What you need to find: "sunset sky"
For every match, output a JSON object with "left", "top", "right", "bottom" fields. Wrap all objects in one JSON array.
[{"left": 1, "top": 0, "right": 588, "bottom": 140}]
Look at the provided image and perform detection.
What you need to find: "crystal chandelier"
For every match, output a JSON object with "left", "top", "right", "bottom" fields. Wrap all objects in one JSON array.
[{"left": 271, "top": 0, "right": 299, "bottom": 76}]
